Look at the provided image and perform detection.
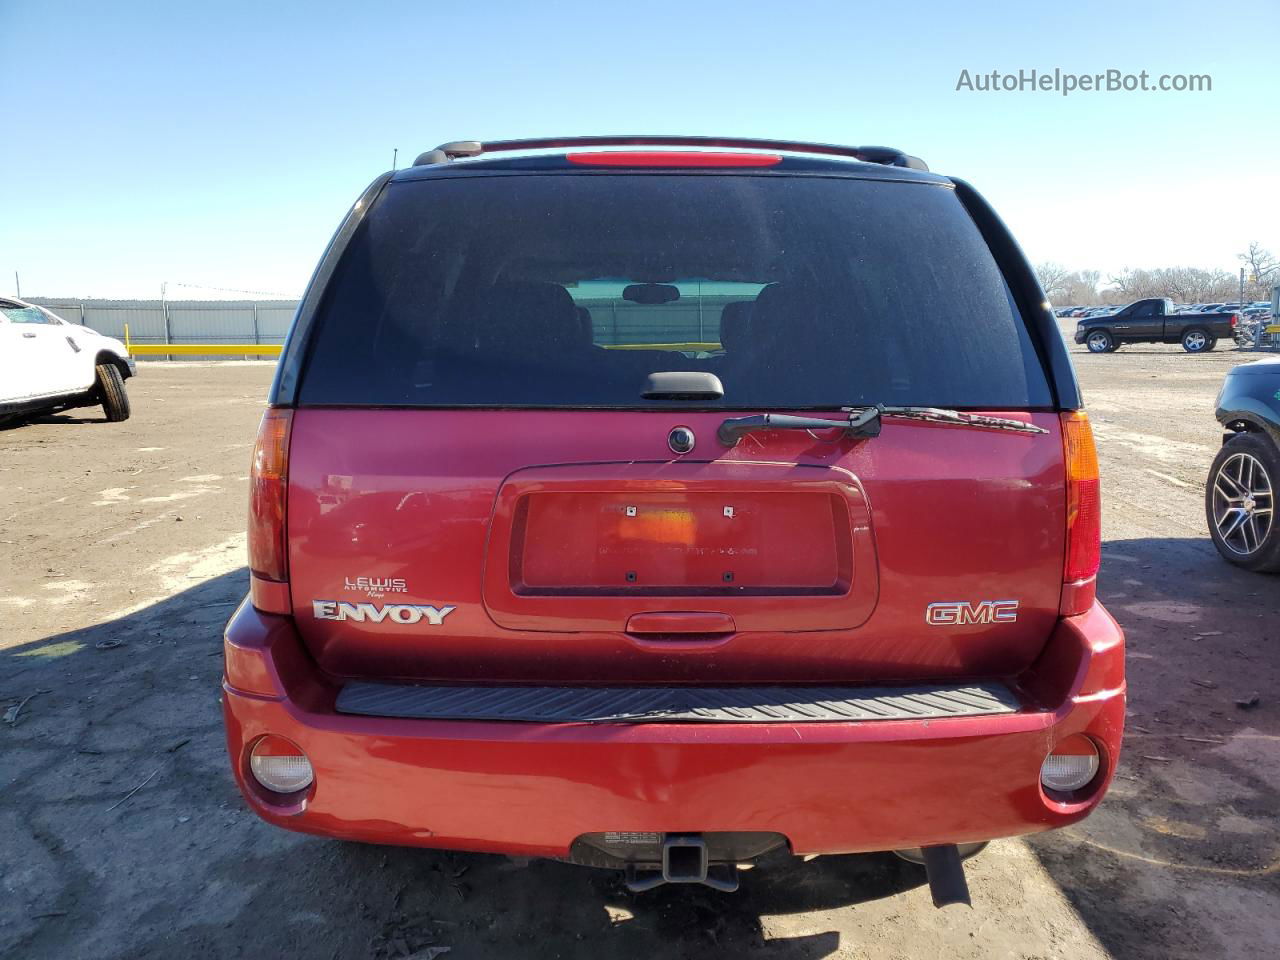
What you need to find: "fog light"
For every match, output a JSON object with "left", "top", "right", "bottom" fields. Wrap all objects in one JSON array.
[
  {"left": 249, "top": 735, "right": 314, "bottom": 793},
  {"left": 1041, "top": 735, "right": 1100, "bottom": 793}
]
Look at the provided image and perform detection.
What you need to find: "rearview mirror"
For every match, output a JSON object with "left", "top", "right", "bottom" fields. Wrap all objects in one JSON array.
[{"left": 623, "top": 283, "right": 680, "bottom": 305}]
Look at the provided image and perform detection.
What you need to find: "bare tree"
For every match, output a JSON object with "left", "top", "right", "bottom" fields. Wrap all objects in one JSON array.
[
  {"left": 1160, "top": 267, "right": 1232, "bottom": 302},
  {"left": 1238, "top": 243, "right": 1278, "bottom": 300},
  {"left": 1045, "top": 258, "right": 1268, "bottom": 307},
  {"left": 1060, "top": 271, "right": 1100, "bottom": 306},
  {"left": 1103, "top": 266, "right": 1234, "bottom": 304},
  {"left": 1106, "top": 269, "right": 1134, "bottom": 298},
  {"left": 1034, "top": 262, "right": 1072, "bottom": 300},
  {"left": 1106, "top": 269, "right": 1159, "bottom": 299}
]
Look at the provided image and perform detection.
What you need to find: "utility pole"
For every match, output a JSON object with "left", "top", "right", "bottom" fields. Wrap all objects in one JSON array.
[
  {"left": 1240, "top": 267, "right": 1245, "bottom": 308},
  {"left": 161, "top": 281, "right": 173, "bottom": 358}
]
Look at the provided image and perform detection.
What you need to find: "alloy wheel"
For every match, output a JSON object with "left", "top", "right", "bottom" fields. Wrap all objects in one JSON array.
[{"left": 1212, "top": 452, "right": 1274, "bottom": 556}]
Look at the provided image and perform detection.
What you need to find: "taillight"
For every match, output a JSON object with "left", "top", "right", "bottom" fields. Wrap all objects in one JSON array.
[
  {"left": 248, "top": 735, "right": 314, "bottom": 794},
  {"left": 1061, "top": 411, "right": 1100, "bottom": 615},
  {"left": 248, "top": 408, "right": 292, "bottom": 590},
  {"left": 1229, "top": 313, "right": 1239, "bottom": 327},
  {"left": 1041, "top": 734, "right": 1101, "bottom": 795}
]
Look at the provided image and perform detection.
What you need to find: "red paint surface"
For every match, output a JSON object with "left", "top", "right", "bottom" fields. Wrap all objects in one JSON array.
[
  {"left": 222, "top": 599, "right": 1124, "bottom": 855},
  {"left": 486, "top": 462, "right": 867, "bottom": 633},
  {"left": 222, "top": 405, "right": 1126, "bottom": 853},
  {"left": 284, "top": 410, "right": 1067, "bottom": 683}
]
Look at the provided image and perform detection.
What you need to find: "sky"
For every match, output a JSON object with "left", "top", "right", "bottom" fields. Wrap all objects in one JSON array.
[{"left": 1, "top": 0, "right": 1277, "bottom": 300}]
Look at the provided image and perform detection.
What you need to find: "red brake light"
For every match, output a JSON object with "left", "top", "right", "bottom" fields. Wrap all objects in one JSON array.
[
  {"left": 1061, "top": 411, "right": 1100, "bottom": 615},
  {"left": 566, "top": 151, "right": 782, "bottom": 167},
  {"left": 248, "top": 408, "right": 292, "bottom": 595},
  {"left": 1230, "top": 314, "right": 1239, "bottom": 327}
]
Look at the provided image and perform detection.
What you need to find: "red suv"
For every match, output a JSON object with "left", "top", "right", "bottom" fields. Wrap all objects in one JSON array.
[{"left": 223, "top": 136, "right": 1123, "bottom": 904}]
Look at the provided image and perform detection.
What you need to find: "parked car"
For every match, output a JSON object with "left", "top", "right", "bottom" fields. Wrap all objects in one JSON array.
[
  {"left": 0, "top": 297, "right": 135, "bottom": 424},
  {"left": 221, "top": 136, "right": 1124, "bottom": 904},
  {"left": 1074, "top": 297, "right": 1240, "bottom": 353},
  {"left": 1206, "top": 357, "right": 1280, "bottom": 571}
]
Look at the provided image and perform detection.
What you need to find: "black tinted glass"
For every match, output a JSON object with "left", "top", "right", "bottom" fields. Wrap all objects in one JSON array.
[{"left": 299, "top": 174, "right": 1051, "bottom": 409}]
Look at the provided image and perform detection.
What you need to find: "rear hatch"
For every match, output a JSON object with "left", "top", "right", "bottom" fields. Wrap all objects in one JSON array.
[{"left": 282, "top": 164, "right": 1065, "bottom": 684}]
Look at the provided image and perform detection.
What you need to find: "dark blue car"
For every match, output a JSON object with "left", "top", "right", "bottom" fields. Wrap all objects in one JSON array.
[{"left": 1208, "top": 357, "right": 1280, "bottom": 571}]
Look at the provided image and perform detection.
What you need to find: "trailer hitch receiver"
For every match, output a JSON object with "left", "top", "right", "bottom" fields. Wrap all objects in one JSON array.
[{"left": 622, "top": 834, "right": 740, "bottom": 892}]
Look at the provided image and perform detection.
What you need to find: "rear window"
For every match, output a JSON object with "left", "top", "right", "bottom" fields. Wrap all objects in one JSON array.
[{"left": 299, "top": 174, "right": 1052, "bottom": 409}]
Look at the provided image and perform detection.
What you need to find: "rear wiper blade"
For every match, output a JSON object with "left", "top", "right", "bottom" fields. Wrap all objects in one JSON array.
[
  {"left": 867, "top": 406, "right": 1049, "bottom": 435},
  {"left": 717, "top": 405, "right": 1046, "bottom": 446}
]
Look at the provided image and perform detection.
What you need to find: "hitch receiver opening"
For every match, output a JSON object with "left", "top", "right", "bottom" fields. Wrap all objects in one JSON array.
[{"left": 664, "top": 834, "right": 709, "bottom": 883}]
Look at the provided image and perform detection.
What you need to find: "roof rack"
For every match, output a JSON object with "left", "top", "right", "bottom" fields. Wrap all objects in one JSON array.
[{"left": 412, "top": 136, "right": 928, "bottom": 171}]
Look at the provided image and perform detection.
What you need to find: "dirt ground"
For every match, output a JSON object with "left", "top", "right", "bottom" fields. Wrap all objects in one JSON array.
[{"left": 2, "top": 350, "right": 1277, "bottom": 960}]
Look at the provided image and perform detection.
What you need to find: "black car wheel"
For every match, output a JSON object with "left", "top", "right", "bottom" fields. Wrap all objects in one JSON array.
[
  {"left": 1086, "top": 331, "right": 1115, "bottom": 353},
  {"left": 1206, "top": 433, "right": 1280, "bottom": 572},
  {"left": 1182, "top": 328, "right": 1211, "bottom": 353},
  {"left": 95, "top": 363, "right": 132, "bottom": 422}
]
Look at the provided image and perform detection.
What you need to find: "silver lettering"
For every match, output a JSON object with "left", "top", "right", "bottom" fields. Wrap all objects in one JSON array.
[
  {"left": 337, "top": 601, "right": 388, "bottom": 623},
  {"left": 420, "top": 605, "right": 455, "bottom": 626},
  {"left": 344, "top": 575, "right": 409, "bottom": 595},
  {"left": 388, "top": 605, "right": 420, "bottom": 624},
  {"left": 311, "top": 600, "right": 456, "bottom": 626}
]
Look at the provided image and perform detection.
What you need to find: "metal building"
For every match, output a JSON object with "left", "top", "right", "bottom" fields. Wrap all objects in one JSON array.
[{"left": 28, "top": 298, "right": 299, "bottom": 359}]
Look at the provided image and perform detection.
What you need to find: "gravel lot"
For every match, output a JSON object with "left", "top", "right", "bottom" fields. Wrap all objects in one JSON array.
[{"left": 2, "top": 349, "right": 1277, "bottom": 960}]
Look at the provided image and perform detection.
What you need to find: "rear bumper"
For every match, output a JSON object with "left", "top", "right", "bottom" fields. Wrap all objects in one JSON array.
[{"left": 221, "top": 602, "right": 1124, "bottom": 858}]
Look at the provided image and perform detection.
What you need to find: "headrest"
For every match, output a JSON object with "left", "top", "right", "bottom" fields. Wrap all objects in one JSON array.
[
  {"left": 719, "top": 301, "right": 753, "bottom": 352},
  {"left": 575, "top": 305, "right": 594, "bottom": 343},
  {"left": 749, "top": 282, "right": 829, "bottom": 361},
  {"left": 473, "top": 282, "right": 584, "bottom": 361},
  {"left": 751, "top": 282, "right": 794, "bottom": 321}
]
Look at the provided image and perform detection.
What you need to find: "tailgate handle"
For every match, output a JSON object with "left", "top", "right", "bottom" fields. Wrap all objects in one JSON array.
[{"left": 625, "top": 612, "right": 737, "bottom": 636}]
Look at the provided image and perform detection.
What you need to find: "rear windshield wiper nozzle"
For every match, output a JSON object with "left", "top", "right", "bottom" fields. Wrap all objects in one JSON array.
[{"left": 717, "top": 405, "right": 1047, "bottom": 447}]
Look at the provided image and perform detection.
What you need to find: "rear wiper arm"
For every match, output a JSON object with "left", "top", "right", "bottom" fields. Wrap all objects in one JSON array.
[
  {"left": 717, "top": 405, "right": 1046, "bottom": 446},
  {"left": 717, "top": 408, "right": 883, "bottom": 446}
]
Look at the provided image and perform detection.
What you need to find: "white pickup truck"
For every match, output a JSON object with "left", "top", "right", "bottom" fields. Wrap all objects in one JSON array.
[{"left": 0, "top": 297, "right": 136, "bottom": 424}]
